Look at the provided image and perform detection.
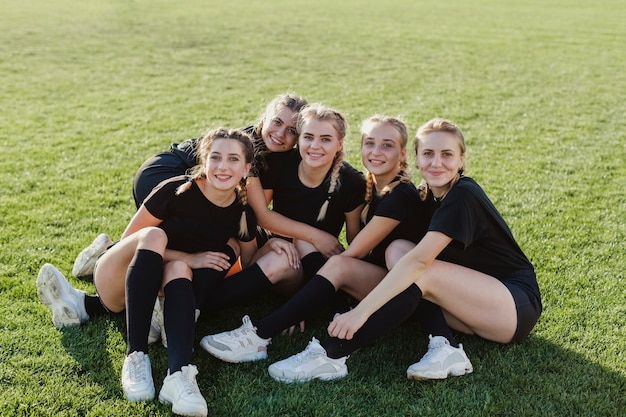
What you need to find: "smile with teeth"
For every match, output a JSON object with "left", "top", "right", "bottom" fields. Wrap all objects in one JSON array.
[
  {"left": 270, "top": 136, "right": 284, "bottom": 146},
  {"left": 369, "top": 159, "right": 385, "bottom": 166}
]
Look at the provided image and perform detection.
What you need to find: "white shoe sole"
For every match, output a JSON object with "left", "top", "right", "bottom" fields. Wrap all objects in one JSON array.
[
  {"left": 407, "top": 363, "right": 473, "bottom": 380},
  {"left": 37, "top": 265, "right": 81, "bottom": 328},
  {"left": 269, "top": 368, "right": 348, "bottom": 384},
  {"left": 159, "top": 392, "right": 208, "bottom": 417}
]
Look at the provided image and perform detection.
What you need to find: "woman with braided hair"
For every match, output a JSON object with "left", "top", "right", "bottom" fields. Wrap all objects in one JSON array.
[
  {"left": 200, "top": 115, "right": 428, "bottom": 374},
  {"left": 37, "top": 128, "right": 257, "bottom": 416}
]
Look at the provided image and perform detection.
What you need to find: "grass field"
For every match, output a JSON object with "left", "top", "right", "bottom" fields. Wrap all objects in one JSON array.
[{"left": 1, "top": 0, "right": 624, "bottom": 415}]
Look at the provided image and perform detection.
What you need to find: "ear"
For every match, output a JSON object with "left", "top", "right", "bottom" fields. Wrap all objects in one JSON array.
[
  {"left": 243, "top": 163, "right": 252, "bottom": 179},
  {"left": 400, "top": 148, "right": 407, "bottom": 163}
]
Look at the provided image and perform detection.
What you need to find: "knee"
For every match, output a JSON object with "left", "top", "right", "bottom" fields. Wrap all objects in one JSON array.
[
  {"left": 138, "top": 227, "right": 168, "bottom": 251},
  {"left": 385, "top": 239, "right": 415, "bottom": 269},
  {"left": 317, "top": 255, "right": 349, "bottom": 284},
  {"left": 256, "top": 252, "right": 292, "bottom": 282},
  {"left": 162, "top": 260, "right": 192, "bottom": 286}
]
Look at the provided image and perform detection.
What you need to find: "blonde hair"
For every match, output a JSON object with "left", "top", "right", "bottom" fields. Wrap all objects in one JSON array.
[
  {"left": 413, "top": 118, "right": 466, "bottom": 201},
  {"left": 252, "top": 92, "right": 308, "bottom": 176},
  {"left": 176, "top": 127, "right": 255, "bottom": 239},
  {"left": 360, "top": 115, "right": 411, "bottom": 223},
  {"left": 297, "top": 103, "right": 348, "bottom": 222}
]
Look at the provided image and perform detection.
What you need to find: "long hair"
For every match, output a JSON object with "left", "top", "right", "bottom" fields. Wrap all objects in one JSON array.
[
  {"left": 360, "top": 115, "right": 411, "bottom": 223},
  {"left": 176, "top": 127, "right": 255, "bottom": 239}
]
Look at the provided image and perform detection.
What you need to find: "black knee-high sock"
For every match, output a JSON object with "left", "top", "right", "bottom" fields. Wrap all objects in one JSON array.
[
  {"left": 301, "top": 252, "right": 327, "bottom": 281},
  {"left": 415, "top": 300, "right": 458, "bottom": 347},
  {"left": 192, "top": 246, "right": 237, "bottom": 309},
  {"left": 204, "top": 263, "right": 272, "bottom": 310},
  {"left": 84, "top": 294, "right": 112, "bottom": 317},
  {"left": 126, "top": 249, "right": 163, "bottom": 355},
  {"left": 322, "top": 284, "right": 422, "bottom": 359},
  {"left": 164, "top": 278, "right": 195, "bottom": 373},
  {"left": 254, "top": 274, "right": 337, "bottom": 339}
]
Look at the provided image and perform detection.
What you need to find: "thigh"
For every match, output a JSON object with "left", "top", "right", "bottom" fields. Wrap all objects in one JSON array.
[
  {"left": 93, "top": 233, "right": 144, "bottom": 312},
  {"left": 419, "top": 260, "right": 517, "bottom": 344}
]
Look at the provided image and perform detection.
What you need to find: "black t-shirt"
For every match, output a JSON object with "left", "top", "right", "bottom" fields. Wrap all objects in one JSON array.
[
  {"left": 261, "top": 149, "right": 366, "bottom": 237},
  {"left": 366, "top": 181, "right": 429, "bottom": 262},
  {"left": 428, "top": 176, "right": 533, "bottom": 279},
  {"left": 143, "top": 175, "right": 255, "bottom": 253}
]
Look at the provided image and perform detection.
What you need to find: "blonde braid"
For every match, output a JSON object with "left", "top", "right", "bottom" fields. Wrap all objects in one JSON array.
[
  {"left": 237, "top": 177, "right": 251, "bottom": 239},
  {"left": 360, "top": 171, "right": 376, "bottom": 224},
  {"left": 316, "top": 150, "right": 344, "bottom": 222}
]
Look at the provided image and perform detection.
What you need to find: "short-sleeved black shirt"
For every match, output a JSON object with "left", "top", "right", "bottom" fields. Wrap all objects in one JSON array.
[
  {"left": 366, "top": 181, "right": 429, "bottom": 263},
  {"left": 143, "top": 175, "right": 255, "bottom": 253},
  {"left": 428, "top": 176, "right": 534, "bottom": 279},
  {"left": 261, "top": 149, "right": 366, "bottom": 237}
]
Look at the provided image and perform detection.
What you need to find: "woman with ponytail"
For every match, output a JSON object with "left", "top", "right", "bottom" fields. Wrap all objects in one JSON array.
[
  {"left": 36, "top": 128, "right": 256, "bottom": 416},
  {"left": 200, "top": 115, "right": 428, "bottom": 374}
]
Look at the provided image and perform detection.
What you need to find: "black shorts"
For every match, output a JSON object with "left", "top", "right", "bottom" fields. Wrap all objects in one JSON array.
[{"left": 501, "top": 270, "right": 542, "bottom": 343}]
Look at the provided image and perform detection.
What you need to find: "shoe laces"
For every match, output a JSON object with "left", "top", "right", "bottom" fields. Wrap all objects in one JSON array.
[
  {"left": 226, "top": 315, "right": 256, "bottom": 338},
  {"left": 179, "top": 366, "right": 201, "bottom": 395},
  {"left": 292, "top": 338, "right": 324, "bottom": 363},
  {"left": 128, "top": 353, "right": 149, "bottom": 382}
]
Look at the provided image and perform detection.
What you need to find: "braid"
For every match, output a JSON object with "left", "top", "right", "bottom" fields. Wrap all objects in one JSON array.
[
  {"left": 316, "top": 150, "right": 344, "bottom": 222},
  {"left": 251, "top": 132, "right": 270, "bottom": 177},
  {"left": 360, "top": 171, "right": 376, "bottom": 224},
  {"left": 237, "top": 177, "right": 252, "bottom": 239}
]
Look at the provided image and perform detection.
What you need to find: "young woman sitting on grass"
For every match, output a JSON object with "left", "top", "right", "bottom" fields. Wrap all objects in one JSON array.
[
  {"left": 200, "top": 115, "right": 429, "bottom": 378},
  {"left": 37, "top": 128, "right": 257, "bottom": 417},
  {"left": 270, "top": 118, "right": 542, "bottom": 383}
]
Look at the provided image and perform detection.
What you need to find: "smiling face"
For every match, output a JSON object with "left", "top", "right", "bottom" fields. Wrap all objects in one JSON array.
[
  {"left": 361, "top": 121, "right": 406, "bottom": 186},
  {"left": 298, "top": 118, "right": 343, "bottom": 170},
  {"left": 203, "top": 138, "right": 251, "bottom": 192},
  {"left": 260, "top": 106, "right": 299, "bottom": 153},
  {"left": 415, "top": 131, "right": 465, "bottom": 197}
]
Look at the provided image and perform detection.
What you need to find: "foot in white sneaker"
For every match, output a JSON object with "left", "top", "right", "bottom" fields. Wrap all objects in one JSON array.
[
  {"left": 37, "top": 263, "right": 89, "bottom": 328},
  {"left": 159, "top": 365, "right": 208, "bottom": 417},
  {"left": 72, "top": 233, "right": 111, "bottom": 278},
  {"left": 406, "top": 335, "right": 473, "bottom": 380},
  {"left": 121, "top": 351, "right": 155, "bottom": 402},
  {"left": 148, "top": 299, "right": 164, "bottom": 346},
  {"left": 199, "top": 315, "right": 270, "bottom": 363},
  {"left": 268, "top": 337, "right": 348, "bottom": 383}
]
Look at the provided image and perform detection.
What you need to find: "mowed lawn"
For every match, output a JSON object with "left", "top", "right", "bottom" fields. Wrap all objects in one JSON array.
[{"left": 0, "top": 0, "right": 624, "bottom": 416}]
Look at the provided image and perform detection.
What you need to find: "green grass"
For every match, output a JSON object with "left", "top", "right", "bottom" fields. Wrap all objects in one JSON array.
[{"left": 1, "top": 0, "right": 624, "bottom": 415}]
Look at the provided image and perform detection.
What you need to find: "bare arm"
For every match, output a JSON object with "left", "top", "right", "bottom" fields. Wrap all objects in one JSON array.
[
  {"left": 341, "top": 215, "right": 401, "bottom": 259},
  {"left": 247, "top": 177, "right": 344, "bottom": 257},
  {"left": 328, "top": 231, "right": 452, "bottom": 340},
  {"left": 121, "top": 205, "right": 161, "bottom": 239},
  {"left": 343, "top": 203, "right": 365, "bottom": 245}
]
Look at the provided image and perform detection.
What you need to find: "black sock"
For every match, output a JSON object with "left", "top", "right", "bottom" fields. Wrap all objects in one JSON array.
[
  {"left": 125, "top": 249, "right": 163, "bottom": 355},
  {"left": 254, "top": 274, "right": 336, "bottom": 339},
  {"left": 192, "top": 245, "right": 237, "bottom": 309},
  {"left": 415, "top": 300, "right": 458, "bottom": 347},
  {"left": 84, "top": 294, "right": 111, "bottom": 317},
  {"left": 301, "top": 252, "right": 327, "bottom": 281},
  {"left": 164, "top": 278, "right": 195, "bottom": 373},
  {"left": 204, "top": 263, "right": 272, "bottom": 310},
  {"left": 322, "top": 284, "right": 422, "bottom": 359}
]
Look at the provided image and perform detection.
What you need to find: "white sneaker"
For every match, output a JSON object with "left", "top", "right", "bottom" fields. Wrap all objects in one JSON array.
[
  {"left": 268, "top": 337, "right": 348, "bottom": 383},
  {"left": 199, "top": 315, "right": 270, "bottom": 363},
  {"left": 121, "top": 351, "right": 155, "bottom": 402},
  {"left": 72, "top": 233, "right": 111, "bottom": 277},
  {"left": 37, "top": 263, "right": 88, "bottom": 328},
  {"left": 406, "top": 335, "right": 473, "bottom": 380},
  {"left": 159, "top": 365, "right": 208, "bottom": 417},
  {"left": 148, "top": 299, "right": 165, "bottom": 346}
]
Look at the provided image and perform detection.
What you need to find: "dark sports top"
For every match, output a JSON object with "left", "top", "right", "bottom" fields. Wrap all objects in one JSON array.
[
  {"left": 261, "top": 149, "right": 366, "bottom": 238},
  {"left": 143, "top": 175, "right": 255, "bottom": 253},
  {"left": 366, "top": 181, "right": 429, "bottom": 262},
  {"left": 428, "top": 176, "right": 534, "bottom": 279}
]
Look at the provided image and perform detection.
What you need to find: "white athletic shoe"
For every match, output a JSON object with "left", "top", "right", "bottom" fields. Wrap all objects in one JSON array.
[
  {"left": 406, "top": 335, "right": 473, "bottom": 380},
  {"left": 72, "top": 233, "right": 111, "bottom": 277},
  {"left": 159, "top": 365, "right": 208, "bottom": 417},
  {"left": 121, "top": 351, "right": 155, "bottom": 402},
  {"left": 199, "top": 315, "right": 270, "bottom": 363},
  {"left": 148, "top": 299, "right": 165, "bottom": 346},
  {"left": 37, "top": 263, "right": 88, "bottom": 328},
  {"left": 268, "top": 337, "right": 348, "bottom": 383}
]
